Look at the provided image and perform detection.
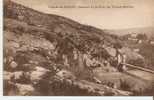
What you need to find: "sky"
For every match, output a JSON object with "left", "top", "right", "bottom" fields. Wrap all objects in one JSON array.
[{"left": 12, "top": 0, "right": 154, "bottom": 29}]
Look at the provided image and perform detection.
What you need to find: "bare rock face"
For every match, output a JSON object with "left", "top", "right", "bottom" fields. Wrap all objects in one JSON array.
[
  {"left": 10, "top": 61, "right": 18, "bottom": 69},
  {"left": 55, "top": 69, "right": 76, "bottom": 80},
  {"left": 13, "top": 71, "right": 24, "bottom": 80},
  {"left": 30, "top": 66, "right": 50, "bottom": 82},
  {"left": 15, "top": 83, "right": 35, "bottom": 96},
  {"left": 4, "top": 71, "right": 14, "bottom": 81},
  {"left": 105, "top": 47, "right": 116, "bottom": 57}
]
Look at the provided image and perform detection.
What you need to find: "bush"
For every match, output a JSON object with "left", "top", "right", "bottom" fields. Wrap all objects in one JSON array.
[
  {"left": 120, "top": 79, "right": 131, "bottom": 91},
  {"left": 128, "top": 58, "right": 145, "bottom": 67}
]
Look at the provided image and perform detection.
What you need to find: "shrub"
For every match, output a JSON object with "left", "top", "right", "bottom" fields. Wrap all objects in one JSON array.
[{"left": 128, "top": 58, "right": 145, "bottom": 67}]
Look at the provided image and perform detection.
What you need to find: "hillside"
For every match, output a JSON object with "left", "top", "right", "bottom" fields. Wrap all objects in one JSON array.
[{"left": 3, "top": 0, "right": 146, "bottom": 96}]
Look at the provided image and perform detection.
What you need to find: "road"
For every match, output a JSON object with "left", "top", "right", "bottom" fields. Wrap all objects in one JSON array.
[{"left": 126, "top": 69, "right": 154, "bottom": 81}]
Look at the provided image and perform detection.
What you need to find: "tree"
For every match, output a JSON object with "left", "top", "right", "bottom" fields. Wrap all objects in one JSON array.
[
  {"left": 113, "top": 42, "right": 122, "bottom": 49},
  {"left": 137, "top": 34, "right": 147, "bottom": 40}
]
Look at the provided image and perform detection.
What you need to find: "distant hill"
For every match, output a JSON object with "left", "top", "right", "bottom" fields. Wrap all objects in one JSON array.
[{"left": 105, "top": 27, "right": 154, "bottom": 39}]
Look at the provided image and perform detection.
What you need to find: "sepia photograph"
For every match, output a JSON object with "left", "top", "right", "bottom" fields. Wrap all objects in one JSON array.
[{"left": 3, "top": 0, "right": 154, "bottom": 96}]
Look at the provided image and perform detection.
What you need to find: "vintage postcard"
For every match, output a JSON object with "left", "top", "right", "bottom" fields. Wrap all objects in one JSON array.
[{"left": 3, "top": 0, "right": 154, "bottom": 96}]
